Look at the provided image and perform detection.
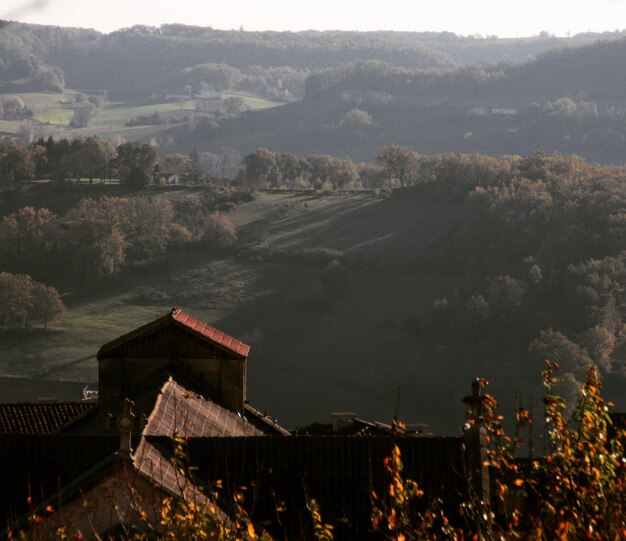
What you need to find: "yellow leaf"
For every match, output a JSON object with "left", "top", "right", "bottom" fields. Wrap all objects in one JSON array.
[{"left": 246, "top": 521, "right": 258, "bottom": 540}]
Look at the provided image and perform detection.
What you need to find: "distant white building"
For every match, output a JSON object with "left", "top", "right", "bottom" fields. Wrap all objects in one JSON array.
[{"left": 491, "top": 108, "right": 518, "bottom": 116}]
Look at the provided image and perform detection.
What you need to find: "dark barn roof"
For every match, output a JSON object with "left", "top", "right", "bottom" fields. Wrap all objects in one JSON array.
[
  {"left": 294, "top": 418, "right": 432, "bottom": 437},
  {"left": 98, "top": 308, "right": 250, "bottom": 359},
  {"left": 0, "top": 432, "right": 466, "bottom": 539},
  {"left": 164, "top": 435, "right": 467, "bottom": 541},
  {"left": 0, "top": 403, "right": 96, "bottom": 434}
]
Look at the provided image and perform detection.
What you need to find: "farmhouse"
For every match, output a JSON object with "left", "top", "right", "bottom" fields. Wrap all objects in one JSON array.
[{"left": 0, "top": 308, "right": 483, "bottom": 540}]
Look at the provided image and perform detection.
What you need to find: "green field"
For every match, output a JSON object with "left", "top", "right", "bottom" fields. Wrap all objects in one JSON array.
[
  {"left": 0, "top": 90, "right": 282, "bottom": 141},
  {"left": 0, "top": 91, "right": 73, "bottom": 135},
  {"left": 0, "top": 120, "right": 20, "bottom": 134},
  {"left": 220, "top": 93, "right": 282, "bottom": 111}
]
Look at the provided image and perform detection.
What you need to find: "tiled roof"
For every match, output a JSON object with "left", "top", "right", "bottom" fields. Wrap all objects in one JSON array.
[
  {"left": 171, "top": 309, "right": 250, "bottom": 358},
  {"left": 144, "top": 378, "right": 264, "bottom": 438},
  {"left": 134, "top": 440, "right": 212, "bottom": 503},
  {"left": 178, "top": 436, "right": 466, "bottom": 540},
  {"left": 133, "top": 441, "right": 258, "bottom": 538},
  {"left": 0, "top": 403, "right": 96, "bottom": 434},
  {"left": 98, "top": 307, "right": 250, "bottom": 359}
]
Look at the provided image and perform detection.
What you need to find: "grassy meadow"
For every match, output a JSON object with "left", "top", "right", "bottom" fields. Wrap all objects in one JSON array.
[
  {"left": 220, "top": 93, "right": 282, "bottom": 111},
  {"left": 0, "top": 90, "right": 282, "bottom": 142}
]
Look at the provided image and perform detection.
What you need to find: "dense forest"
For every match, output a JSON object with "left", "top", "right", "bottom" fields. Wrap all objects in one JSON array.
[
  {"left": 0, "top": 21, "right": 454, "bottom": 98},
  {"left": 1, "top": 20, "right": 625, "bottom": 99},
  {"left": 236, "top": 148, "right": 626, "bottom": 402}
]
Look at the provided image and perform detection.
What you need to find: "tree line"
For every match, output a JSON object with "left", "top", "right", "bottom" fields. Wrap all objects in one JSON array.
[
  {"left": 3, "top": 139, "right": 434, "bottom": 191},
  {"left": 0, "top": 191, "right": 243, "bottom": 285},
  {"left": 0, "top": 21, "right": 454, "bottom": 98},
  {"left": 0, "top": 136, "right": 242, "bottom": 189},
  {"left": 0, "top": 137, "right": 154, "bottom": 188},
  {"left": 4, "top": 18, "right": 626, "bottom": 106},
  {"left": 237, "top": 145, "right": 501, "bottom": 191},
  {"left": 303, "top": 37, "right": 626, "bottom": 105},
  {"left": 0, "top": 187, "right": 245, "bottom": 330},
  {"left": 0, "top": 198, "right": 178, "bottom": 283},
  {"left": 239, "top": 148, "right": 364, "bottom": 191}
]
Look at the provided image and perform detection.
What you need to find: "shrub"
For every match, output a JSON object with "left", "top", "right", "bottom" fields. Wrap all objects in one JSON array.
[
  {"left": 202, "top": 211, "right": 237, "bottom": 248},
  {"left": 0, "top": 272, "right": 65, "bottom": 329}
]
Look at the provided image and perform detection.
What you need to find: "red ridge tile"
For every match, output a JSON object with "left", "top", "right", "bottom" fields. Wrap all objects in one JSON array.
[{"left": 171, "top": 308, "right": 250, "bottom": 358}]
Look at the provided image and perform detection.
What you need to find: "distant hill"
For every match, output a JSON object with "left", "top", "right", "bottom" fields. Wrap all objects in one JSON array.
[
  {"left": 174, "top": 36, "right": 626, "bottom": 164},
  {"left": 1, "top": 20, "right": 624, "bottom": 99},
  {"left": 0, "top": 22, "right": 454, "bottom": 98},
  {"left": 4, "top": 21, "right": 626, "bottom": 163},
  {"left": 491, "top": 37, "right": 626, "bottom": 100}
]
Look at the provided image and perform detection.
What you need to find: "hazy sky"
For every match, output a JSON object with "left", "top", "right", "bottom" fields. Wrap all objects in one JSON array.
[{"left": 2, "top": 0, "right": 626, "bottom": 37}]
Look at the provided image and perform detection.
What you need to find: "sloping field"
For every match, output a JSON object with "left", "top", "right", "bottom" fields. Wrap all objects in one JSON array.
[{"left": 242, "top": 192, "right": 462, "bottom": 259}]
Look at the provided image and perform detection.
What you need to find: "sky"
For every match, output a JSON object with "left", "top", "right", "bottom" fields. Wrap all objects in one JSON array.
[{"left": 2, "top": 0, "right": 626, "bottom": 38}]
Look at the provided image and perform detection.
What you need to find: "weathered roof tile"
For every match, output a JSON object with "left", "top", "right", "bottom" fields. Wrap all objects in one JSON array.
[
  {"left": 144, "top": 378, "right": 263, "bottom": 438},
  {"left": 0, "top": 403, "right": 96, "bottom": 434}
]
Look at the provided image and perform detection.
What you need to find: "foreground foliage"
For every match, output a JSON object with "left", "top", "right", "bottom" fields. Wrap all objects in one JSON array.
[
  {"left": 369, "top": 364, "right": 626, "bottom": 540},
  {"left": 494, "top": 363, "right": 626, "bottom": 539}
]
